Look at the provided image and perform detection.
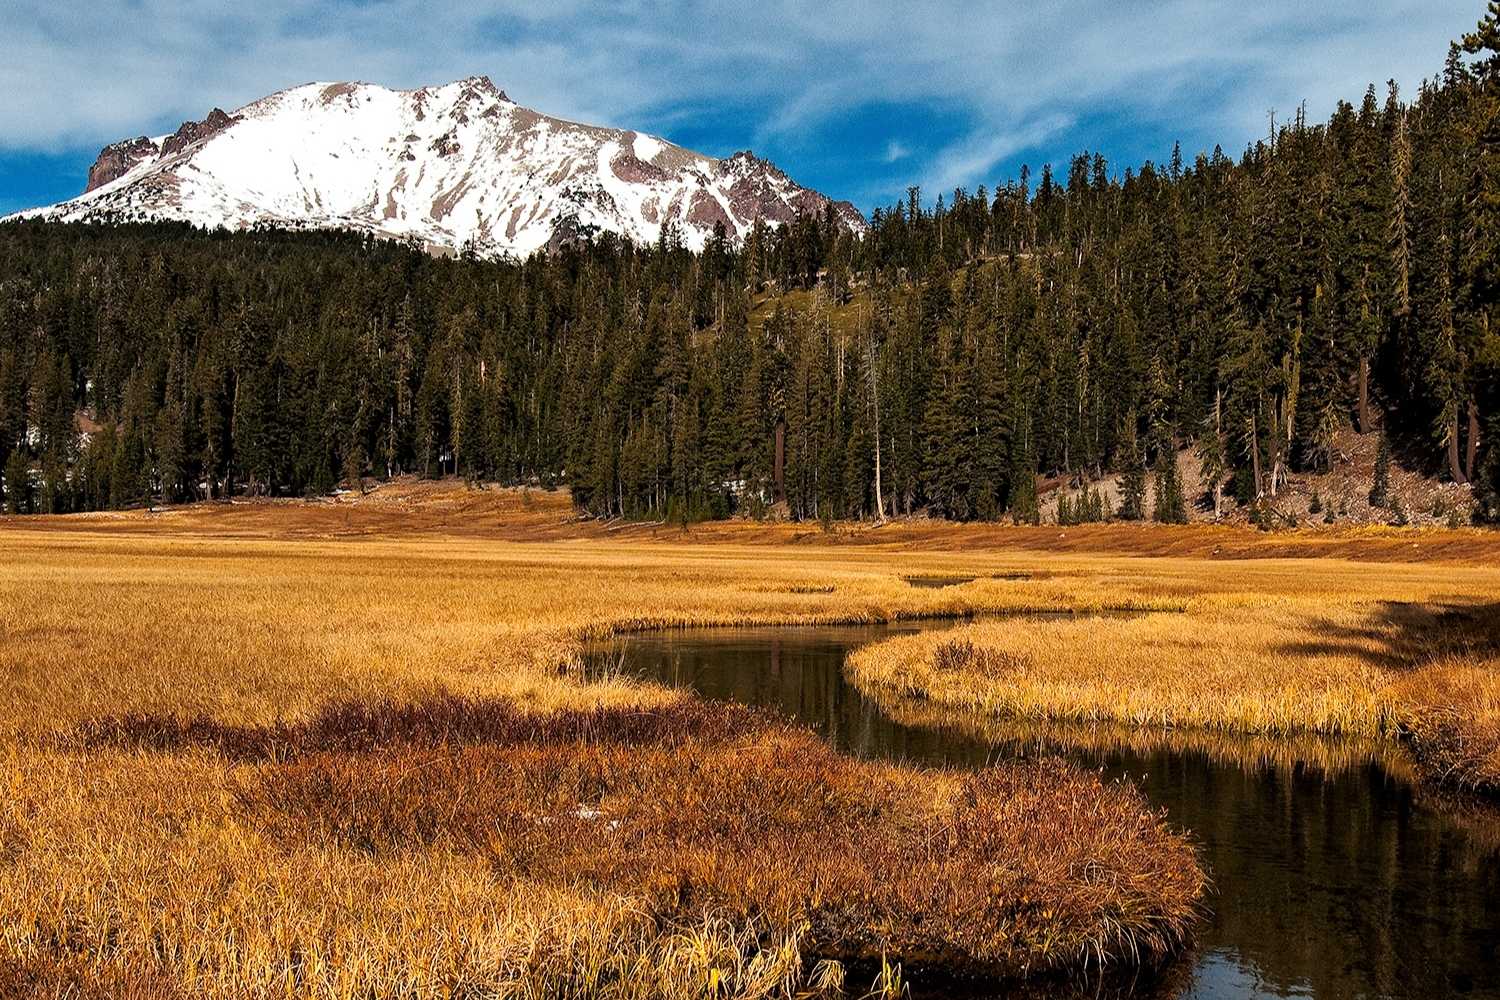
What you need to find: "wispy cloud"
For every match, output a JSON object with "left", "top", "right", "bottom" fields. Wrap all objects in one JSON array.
[
  {"left": 918, "top": 113, "right": 1076, "bottom": 199},
  {"left": 0, "top": 1, "right": 1481, "bottom": 213}
]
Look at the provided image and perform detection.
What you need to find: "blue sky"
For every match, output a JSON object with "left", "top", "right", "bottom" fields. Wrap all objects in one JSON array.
[{"left": 0, "top": 2, "right": 1484, "bottom": 217}]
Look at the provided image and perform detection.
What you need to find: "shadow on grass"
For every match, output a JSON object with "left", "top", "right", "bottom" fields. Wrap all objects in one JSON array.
[
  {"left": 56, "top": 695, "right": 774, "bottom": 762},
  {"left": 1275, "top": 601, "right": 1500, "bottom": 671}
]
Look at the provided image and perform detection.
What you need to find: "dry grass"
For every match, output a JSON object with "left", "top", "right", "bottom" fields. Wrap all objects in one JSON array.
[
  {"left": 5, "top": 480, "right": 1500, "bottom": 997},
  {"left": 868, "top": 699, "right": 1414, "bottom": 783},
  {"left": 1390, "top": 661, "right": 1500, "bottom": 791},
  {"left": 11, "top": 476, "right": 1500, "bottom": 564},
  {"left": 851, "top": 603, "right": 1393, "bottom": 737},
  {"left": 5, "top": 701, "right": 1202, "bottom": 996},
  {"left": 849, "top": 591, "right": 1500, "bottom": 792},
  {"left": 0, "top": 497, "right": 1214, "bottom": 998}
]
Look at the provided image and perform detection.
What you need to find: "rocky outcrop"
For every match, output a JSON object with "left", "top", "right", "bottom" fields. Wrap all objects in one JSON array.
[
  {"left": 715, "top": 151, "right": 863, "bottom": 232},
  {"left": 85, "top": 137, "right": 159, "bottom": 193},
  {"left": 610, "top": 154, "right": 670, "bottom": 184},
  {"left": 160, "top": 109, "right": 240, "bottom": 159},
  {"left": 686, "top": 190, "right": 733, "bottom": 231},
  {"left": 15, "top": 79, "right": 866, "bottom": 257}
]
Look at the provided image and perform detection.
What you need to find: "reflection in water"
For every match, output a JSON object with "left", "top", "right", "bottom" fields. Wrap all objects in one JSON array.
[
  {"left": 903, "top": 574, "right": 979, "bottom": 589},
  {"left": 583, "top": 624, "right": 1500, "bottom": 1000}
]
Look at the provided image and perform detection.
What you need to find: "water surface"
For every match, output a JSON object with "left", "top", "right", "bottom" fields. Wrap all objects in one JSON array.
[{"left": 583, "top": 622, "right": 1500, "bottom": 1000}]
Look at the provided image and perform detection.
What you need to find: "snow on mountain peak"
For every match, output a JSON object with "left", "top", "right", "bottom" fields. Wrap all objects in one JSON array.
[{"left": 8, "top": 78, "right": 865, "bottom": 257}]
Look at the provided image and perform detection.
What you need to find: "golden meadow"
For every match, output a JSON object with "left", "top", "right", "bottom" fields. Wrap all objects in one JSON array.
[{"left": 3, "top": 482, "right": 1497, "bottom": 997}]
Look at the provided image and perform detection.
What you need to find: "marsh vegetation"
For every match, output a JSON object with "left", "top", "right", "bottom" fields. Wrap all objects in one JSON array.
[{"left": 3, "top": 485, "right": 1498, "bottom": 997}]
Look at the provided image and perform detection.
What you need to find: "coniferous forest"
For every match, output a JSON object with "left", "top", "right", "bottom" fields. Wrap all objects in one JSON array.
[{"left": 2, "top": 24, "right": 1499, "bottom": 523}]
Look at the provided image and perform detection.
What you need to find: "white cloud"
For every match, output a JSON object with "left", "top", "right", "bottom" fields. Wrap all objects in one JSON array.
[
  {"left": 918, "top": 113, "right": 1076, "bottom": 197},
  {"left": 883, "top": 140, "right": 910, "bottom": 163},
  {"left": 0, "top": 1, "right": 1482, "bottom": 207}
]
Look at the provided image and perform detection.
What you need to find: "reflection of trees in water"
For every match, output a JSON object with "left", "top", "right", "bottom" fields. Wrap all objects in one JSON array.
[
  {"left": 1169, "top": 755, "right": 1498, "bottom": 999},
  {"left": 861, "top": 699, "right": 1500, "bottom": 1000},
  {"left": 587, "top": 628, "right": 1500, "bottom": 1000}
]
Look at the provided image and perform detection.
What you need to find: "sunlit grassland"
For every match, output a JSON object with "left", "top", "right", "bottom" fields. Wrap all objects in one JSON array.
[
  {"left": 847, "top": 569, "right": 1500, "bottom": 791},
  {"left": 1, "top": 508, "right": 1208, "bottom": 999},
  {"left": 3, "top": 485, "right": 1498, "bottom": 997},
  {"left": 1, "top": 526, "right": 1195, "bottom": 738}
]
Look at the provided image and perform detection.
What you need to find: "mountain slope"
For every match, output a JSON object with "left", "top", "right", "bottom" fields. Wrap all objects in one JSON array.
[{"left": 9, "top": 77, "right": 866, "bottom": 256}]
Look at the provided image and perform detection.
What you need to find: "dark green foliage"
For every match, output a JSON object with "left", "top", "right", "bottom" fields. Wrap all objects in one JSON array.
[
  {"left": 1118, "top": 457, "right": 1148, "bottom": 522},
  {"left": 1082, "top": 482, "right": 1110, "bottom": 522},
  {"left": 1475, "top": 415, "right": 1500, "bottom": 522},
  {"left": 1152, "top": 447, "right": 1188, "bottom": 524},
  {"left": 1009, "top": 466, "right": 1040, "bottom": 525},
  {"left": 1, "top": 23, "right": 1497, "bottom": 525},
  {"left": 3, "top": 448, "right": 28, "bottom": 514},
  {"left": 1370, "top": 435, "right": 1392, "bottom": 509},
  {"left": 1309, "top": 489, "right": 1323, "bottom": 514},
  {"left": 1058, "top": 481, "right": 1110, "bottom": 525}
]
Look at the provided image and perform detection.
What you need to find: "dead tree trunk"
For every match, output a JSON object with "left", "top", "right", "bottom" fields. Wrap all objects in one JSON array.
[
  {"left": 1357, "top": 357, "right": 1372, "bottom": 433},
  {"left": 1465, "top": 400, "right": 1480, "bottom": 484},
  {"left": 1447, "top": 411, "right": 1468, "bottom": 485},
  {"left": 773, "top": 419, "right": 786, "bottom": 503},
  {"left": 872, "top": 370, "right": 886, "bottom": 521},
  {"left": 1250, "top": 412, "right": 1264, "bottom": 499},
  {"left": 1212, "top": 388, "right": 1224, "bottom": 518}
]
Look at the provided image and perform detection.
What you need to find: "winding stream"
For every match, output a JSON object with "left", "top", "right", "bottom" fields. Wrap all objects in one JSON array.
[{"left": 583, "top": 621, "right": 1500, "bottom": 1000}]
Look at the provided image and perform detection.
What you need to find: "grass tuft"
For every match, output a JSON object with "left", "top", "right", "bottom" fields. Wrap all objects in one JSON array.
[{"left": 228, "top": 700, "right": 1205, "bottom": 979}]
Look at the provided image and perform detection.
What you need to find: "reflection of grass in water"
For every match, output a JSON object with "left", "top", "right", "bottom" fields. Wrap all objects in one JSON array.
[
  {"left": 904, "top": 575, "right": 978, "bottom": 589},
  {"left": 1413, "top": 786, "right": 1500, "bottom": 857},
  {"left": 875, "top": 687, "right": 1500, "bottom": 866},
  {"left": 873, "top": 693, "right": 1411, "bottom": 781},
  {"left": 849, "top": 597, "right": 1500, "bottom": 795}
]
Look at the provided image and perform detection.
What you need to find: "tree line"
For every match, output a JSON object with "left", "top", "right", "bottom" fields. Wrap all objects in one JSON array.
[{"left": 2, "top": 9, "right": 1498, "bottom": 522}]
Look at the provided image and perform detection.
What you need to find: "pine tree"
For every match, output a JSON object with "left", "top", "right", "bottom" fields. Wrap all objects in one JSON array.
[
  {"left": 3, "top": 447, "right": 28, "bottom": 514},
  {"left": 1010, "top": 468, "right": 1040, "bottom": 525},
  {"left": 1475, "top": 414, "right": 1500, "bottom": 523},
  {"left": 1118, "top": 447, "right": 1148, "bottom": 521},
  {"left": 1197, "top": 389, "right": 1228, "bottom": 518},
  {"left": 1370, "top": 434, "right": 1391, "bottom": 508},
  {"left": 1152, "top": 445, "right": 1188, "bottom": 523},
  {"left": 1460, "top": 3, "right": 1500, "bottom": 487},
  {"left": 1086, "top": 482, "right": 1109, "bottom": 521}
]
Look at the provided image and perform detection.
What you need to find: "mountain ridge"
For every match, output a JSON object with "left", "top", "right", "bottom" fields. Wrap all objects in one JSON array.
[{"left": 9, "top": 76, "right": 866, "bottom": 257}]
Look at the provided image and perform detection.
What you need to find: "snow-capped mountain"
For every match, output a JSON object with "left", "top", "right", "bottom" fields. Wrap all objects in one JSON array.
[{"left": 9, "top": 76, "right": 866, "bottom": 256}]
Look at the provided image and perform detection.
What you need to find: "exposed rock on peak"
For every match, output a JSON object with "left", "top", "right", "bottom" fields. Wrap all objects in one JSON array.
[
  {"left": 12, "top": 78, "right": 866, "bottom": 257},
  {"left": 161, "top": 108, "right": 240, "bottom": 158},
  {"left": 85, "top": 137, "right": 159, "bottom": 193},
  {"left": 461, "top": 75, "right": 509, "bottom": 103}
]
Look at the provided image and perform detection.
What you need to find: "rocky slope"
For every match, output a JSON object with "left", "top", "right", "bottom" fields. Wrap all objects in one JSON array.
[{"left": 10, "top": 77, "right": 865, "bottom": 257}]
